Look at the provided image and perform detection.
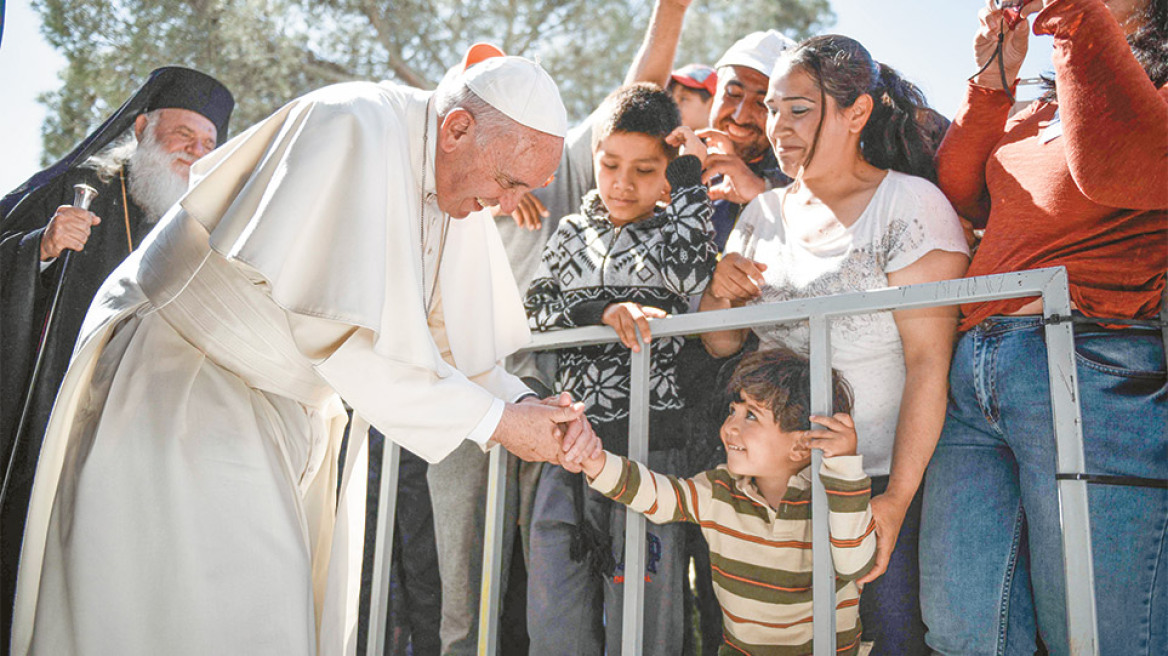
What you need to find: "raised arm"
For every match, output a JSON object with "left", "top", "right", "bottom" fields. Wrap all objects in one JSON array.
[
  {"left": 658, "top": 152, "right": 717, "bottom": 297},
  {"left": 625, "top": 0, "right": 692, "bottom": 87},
  {"left": 1035, "top": 0, "right": 1168, "bottom": 209},
  {"left": 935, "top": 0, "right": 1032, "bottom": 226},
  {"left": 819, "top": 455, "right": 878, "bottom": 581}
]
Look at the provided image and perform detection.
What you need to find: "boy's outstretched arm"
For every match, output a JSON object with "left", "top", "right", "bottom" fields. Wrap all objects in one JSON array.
[{"left": 586, "top": 451, "right": 706, "bottom": 527}]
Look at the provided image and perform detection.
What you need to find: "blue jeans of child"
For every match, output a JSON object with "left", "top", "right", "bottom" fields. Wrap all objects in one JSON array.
[{"left": 920, "top": 317, "right": 1167, "bottom": 656}]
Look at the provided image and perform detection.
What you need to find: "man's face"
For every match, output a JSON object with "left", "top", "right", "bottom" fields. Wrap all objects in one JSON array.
[
  {"left": 709, "top": 65, "right": 771, "bottom": 162},
  {"left": 134, "top": 108, "right": 218, "bottom": 181},
  {"left": 434, "top": 110, "right": 562, "bottom": 219}
]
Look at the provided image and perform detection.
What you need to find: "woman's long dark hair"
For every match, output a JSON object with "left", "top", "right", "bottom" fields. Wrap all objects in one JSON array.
[{"left": 781, "top": 34, "right": 939, "bottom": 182}]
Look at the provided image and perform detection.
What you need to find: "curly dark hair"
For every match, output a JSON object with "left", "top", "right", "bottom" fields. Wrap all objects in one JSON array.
[
  {"left": 591, "top": 82, "right": 682, "bottom": 157},
  {"left": 726, "top": 347, "right": 854, "bottom": 433},
  {"left": 1131, "top": 0, "right": 1168, "bottom": 87}
]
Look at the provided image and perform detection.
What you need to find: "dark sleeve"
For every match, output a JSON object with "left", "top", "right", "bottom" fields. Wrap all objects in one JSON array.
[
  {"left": 0, "top": 183, "right": 63, "bottom": 446},
  {"left": 0, "top": 176, "right": 70, "bottom": 314},
  {"left": 525, "top": 220, "right": 591, "bottom": 330},
  {"left": 659, "top": 155, "right": 717, "bottom": 296}
]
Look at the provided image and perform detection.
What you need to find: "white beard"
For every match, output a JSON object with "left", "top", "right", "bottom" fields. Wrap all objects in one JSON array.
[{"left": 127, "top": 127, "right": 190, "bottom": 223}]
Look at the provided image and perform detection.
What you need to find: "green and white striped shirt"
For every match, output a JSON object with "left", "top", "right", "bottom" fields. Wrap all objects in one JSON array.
[{"left": 589, "top": 452, "right": 877, "bottom": 655}]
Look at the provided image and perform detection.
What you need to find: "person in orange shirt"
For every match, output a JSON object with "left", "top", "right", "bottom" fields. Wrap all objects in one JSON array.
[{"left": 920, "top": 1, "right": 1168, "bottom": 654}]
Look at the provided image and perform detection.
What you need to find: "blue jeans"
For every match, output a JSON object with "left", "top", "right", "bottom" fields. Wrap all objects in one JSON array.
[{"left": 920, "top": 317, "right": 1167, "bottom": 656}]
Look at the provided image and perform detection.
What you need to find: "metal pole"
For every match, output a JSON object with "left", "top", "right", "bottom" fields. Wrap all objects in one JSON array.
[
  {"left": 808, "top": 316, "right": 837, "bottom": 655},
  {"left": 476, "top": 446, "right": 510, "bottom": 655},
  {"left": 367, "top": 438, "right": 401, "bottom": 656},
  {"left": 1041, "top": 269, "right": 1099, "bottom": 655},
  {"left": 620, "top": 342, "right": 651, "bottom": 656}
]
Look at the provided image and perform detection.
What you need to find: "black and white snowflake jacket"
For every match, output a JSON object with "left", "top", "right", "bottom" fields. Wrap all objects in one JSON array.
[{"left": 525, "top": 154, "right": 717, "bottom": 436}]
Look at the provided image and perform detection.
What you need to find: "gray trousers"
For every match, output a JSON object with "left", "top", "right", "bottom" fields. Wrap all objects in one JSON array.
[
  {"left": 526, "top": 451, "right": 687, "bottom": 655},
  {"left": 425, "top": 441, "right": 542, "bottom": 655}
]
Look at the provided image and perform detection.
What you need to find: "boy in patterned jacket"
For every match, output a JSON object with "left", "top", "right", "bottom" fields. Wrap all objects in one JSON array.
[
  {"left": 580, "top": 348, "right": 877, "bottom": 656},
  {"left": 523, "top": 83, "right": 717, "bottom": 653}
]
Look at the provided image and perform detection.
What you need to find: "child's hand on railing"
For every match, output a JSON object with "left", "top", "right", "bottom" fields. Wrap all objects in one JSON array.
[
  {"left": 602, "top": 302, "right": 668, "bottom": 352},
  {"left": 789, "top": 413, "right": 858, "bottom": 461}
]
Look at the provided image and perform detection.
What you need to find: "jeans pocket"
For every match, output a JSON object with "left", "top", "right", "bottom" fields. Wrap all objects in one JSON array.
[{"left": 1073, "top": 330, "right": 1166, "bottom": 379}]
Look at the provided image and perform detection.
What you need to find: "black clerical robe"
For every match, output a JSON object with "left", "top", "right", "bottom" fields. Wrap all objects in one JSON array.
[{"left": 0, "top": 164, "right": 150, "bottom": 649}]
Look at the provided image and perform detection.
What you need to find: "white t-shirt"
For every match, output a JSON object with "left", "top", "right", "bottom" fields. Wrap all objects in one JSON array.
[{"left": 725, "top": 171, "right": 969, "bottom": 476}]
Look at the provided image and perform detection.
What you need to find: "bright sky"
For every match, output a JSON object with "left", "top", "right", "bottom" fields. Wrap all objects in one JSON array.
[{"left": 0, "top": 0, "right": 1056, "bottom": 194}]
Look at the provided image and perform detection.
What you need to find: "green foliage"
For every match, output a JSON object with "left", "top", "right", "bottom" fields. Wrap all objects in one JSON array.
[{"left": 34, "top": 0, "right": 833, "bottom": 162}]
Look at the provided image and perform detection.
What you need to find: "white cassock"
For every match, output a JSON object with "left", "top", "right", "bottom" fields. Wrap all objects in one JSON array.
[{"left": 11, "top": 81, "right": 532, "bottom": 656}]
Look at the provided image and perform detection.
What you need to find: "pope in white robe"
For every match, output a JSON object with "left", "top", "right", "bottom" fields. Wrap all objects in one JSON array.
[{"left": 10, "top": 55, "right": 585, "bottom": 655}]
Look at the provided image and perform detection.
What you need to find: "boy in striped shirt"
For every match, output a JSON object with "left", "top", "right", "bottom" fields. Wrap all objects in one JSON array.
[{"left": 577, "top": 348, "right": 877, "bottom": 655}]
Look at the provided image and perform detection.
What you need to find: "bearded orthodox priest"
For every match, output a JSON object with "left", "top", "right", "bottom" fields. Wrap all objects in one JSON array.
[{"left": 0, "top": 66, "right": 233, "bottom": 652}]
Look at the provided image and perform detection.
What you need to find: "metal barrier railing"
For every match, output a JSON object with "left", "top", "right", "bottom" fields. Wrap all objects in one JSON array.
[{"left": 365, "top": 266, "right": 1099, "bottom": 656}]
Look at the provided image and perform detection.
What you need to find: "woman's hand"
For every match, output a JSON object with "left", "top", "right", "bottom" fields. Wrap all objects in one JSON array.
[
  {"left": 706, "top": 253, "right": 768, "bottom": 304},
  {"left": 971, "top": 0, "right": 1040, "bottom": 90},
  {"left": 856, "top": 491, "right": 913, "bottom": 584},
  {"left": 602, "top": 302, "right": 668, "bottom": 352}
]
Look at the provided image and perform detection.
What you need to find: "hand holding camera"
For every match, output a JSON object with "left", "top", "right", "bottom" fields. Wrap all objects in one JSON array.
[{"left": 971, "top": 0, "right": 1046, "bottom": 93}]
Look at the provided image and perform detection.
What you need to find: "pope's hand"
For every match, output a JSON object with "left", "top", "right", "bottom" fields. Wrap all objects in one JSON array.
[
  {"left": 492, "top": 396, "right": 586, "bottom": 464},
  {"left": 40, "top": 205, "right": 101, "bottom": 261}
]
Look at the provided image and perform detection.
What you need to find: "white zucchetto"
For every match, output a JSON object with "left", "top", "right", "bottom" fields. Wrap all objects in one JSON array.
[{"left": 462, "top": 55, "right": 568, "bottom": 138}]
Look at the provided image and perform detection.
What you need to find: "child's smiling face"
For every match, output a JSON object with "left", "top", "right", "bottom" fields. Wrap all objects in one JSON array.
[
  {"left": 720, "top": 391, "right": 805, "bottom": 478},
  {"left": 593, "top": 131, "right": 671, "bottom": 226}
]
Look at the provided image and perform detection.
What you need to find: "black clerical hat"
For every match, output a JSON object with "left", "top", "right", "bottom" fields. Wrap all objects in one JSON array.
[
  {"left": 0, "top": 66, "right": 234, "bottom": 221},
  {"left": 143, "top": 67, "right": 234, "bottom": 139}
]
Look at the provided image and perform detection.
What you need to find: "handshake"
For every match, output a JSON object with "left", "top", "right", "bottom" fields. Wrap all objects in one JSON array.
[{"left": 491, "top": 393, "right": 604, "bottom": 473}]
